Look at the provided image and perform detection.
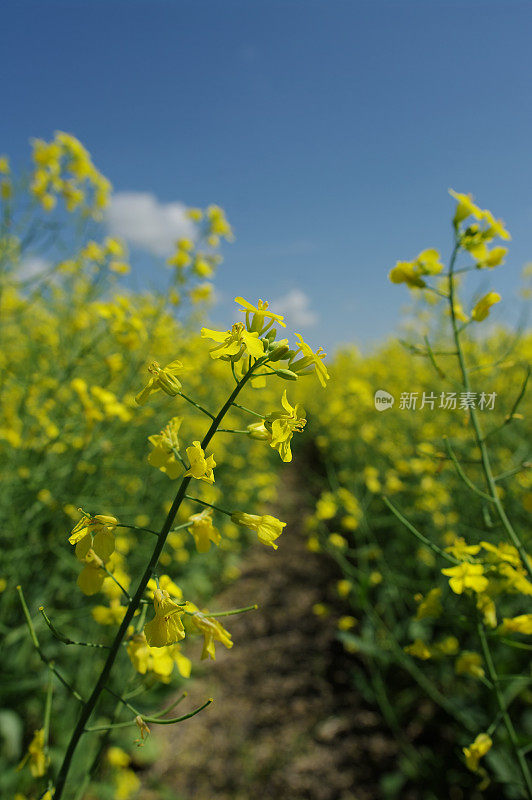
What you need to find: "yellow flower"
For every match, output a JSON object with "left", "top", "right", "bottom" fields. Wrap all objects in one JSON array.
[
  {"left": 147, "top": 416, "right": 183, "bottom": 479},
  {"left": 463, "top": 733, "right": 492, "bottom": 772},
  {"left": 192, "top": 611, "right": 233, "bottom": 660},
  {"left": 81, "top": 240, "right": 106, "bottom": 263},
  {"left": 328, "top": 533, "right": 347, "bottom": 549},
  {"left": 127, "top": 635, "right": 188, "bottom": 683},
  {"left": 68, "top": 510, "right": 118, "bottom": 545},
  {"left": 231, "top": 511, "right": 286, "bottom": 549},
  {"left": 193, "top": 256, "right": 214, "bottom": 277},
  {"left": 337, "top": 579, "right": 352, "bottom": 597},
  {"left": 114, "top": 767, "right": 140, "bottom": 799},
  {"left": 291, "top": 333, "right": 329, "bottom": 388},
  {"left": 92, "top": 598, "right": 126, "bottom": 625},
  {"left": 404, "top": 639, "right": 432, "bottom": 660},
  {"left": 135, "top": 359, "right": 184, "bottom": 405},
  {"left": 476, "top": 593, "right": 497, "bottom": 628},
  {"left": 188, "top": 508, "right": 221, "bottom": 553},
  {"left": 431, "top": 635, "right": 459, "bottom": 656},
  {"left": 415, "top": 587, "right": 443, "bottom": 620},
  {"left": 167, "top": 248, "right": 192, "bottom": 268},
  {"left": 449, "top": 189, "right": 483, "bottom": 225},
  {"left": 144, "top": 588, "right": 185, "bottom": 648},
  {"left": 0, "top": 155, "right": 9, "bottom": 174},
  {"left": 482, "top": 209, "right": 511, "bottom": 241},
  {"left": 338, "top": 615, "right": 357, "bottom": 630},
  {"left": 389, "top": 249, "right": 443, "bottom": 289},
  {"left": 75, "top": 533, "right": 114, "bottom": 596},
  {"left": 455, "top": 652, "right": 485, "bottom": 679},
  {"left": 190, "top": 283, "right": 213, "bottom": 303},
  {"left": 315, "top": 492, "right": 337, "bottom": 520},
  {"left": 389, "top": 261, "right": 427, "bottom": 288},
  {"left": 107, "top": 746, "right": 130, "bottom": 768},
  {"left": 444, "top": 537, "right": 481, "bottom": 560},
  {"left": 206, "top": 204, "right": 233, "bottom": 240},
  {"left": 499, "top": 614, "right": 532, "bottom": 635},
  {"left": 441, "top": 562, "right": 488, "bottom": 595},
  {"left": 22, "top": 728, "right": 48, "bottom": 777},
  {"left": 471, "top": 292, "right": 501, "bottom": 322},
  {"left": 235, "top": 296, "right": 286, "bottom": 330},
  {"left": 184, "top": 441, "right": 216, "bottom": 483},
  {"left": 104, "top": 237, "right": 125, "bottom": 257},
  {"left": 147, "top": 574, "right": 183, "bottom": 600},
  {"left": 476, "top": 245, "right": 507, "bottom": 269},
  {"left": 480, "top": 541, "right": 520, "bottom": 567},
  {"left": 264, "top": 390, "right": 306, "bottom": 462},
  {"left": 201, "top": 322, "right": 265, "bottom": 361}
]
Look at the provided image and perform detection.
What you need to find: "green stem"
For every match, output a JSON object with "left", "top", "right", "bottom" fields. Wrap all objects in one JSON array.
[
  {"left": 17, "top": 585, "right": 85, "bottom": 703},
  {"left": 53, "top": 356, "right": 268, "bottom": 799},
  {"left": 85, "top": 698, "right": 213, "bottom": 732},
  {"left": 102, "top": 566, "right": 131, "bottom": 602},
  {"left": 43, "top": 663, "right": 54, "bottom": 750},
  {"left": 477, "top": 621, "right": 532, "bottom": 798},
  {"left": 178, "top": 391, "right": 215, "bottom": 419},
  {"left": 443, "top": 437, "right": 495, "bottom": 503},
  {"left": 39, "top": 606, "right": 110, "bottom": 648},
  {"left": 382, "top": 497, "right": 458, "bottom": 564},
  {"left": 187, "top": 604, "right": 258, "bottom": 619},
  {"left": 184, "top": 494, "right": 233, "bottom": 516},
  {"left": 231, "top": 401, "right": 263, "bottom": 418},
  {"left": 447, "top": 242, "right": 532, "bottom": 580},
  {"left": 148, "top": 691, "right": 187, "bottom": 719}
]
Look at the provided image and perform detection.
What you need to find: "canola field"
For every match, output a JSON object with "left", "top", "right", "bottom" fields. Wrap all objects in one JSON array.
[{"left": 1, "top": 135, "right": 531, "bottom": 800}]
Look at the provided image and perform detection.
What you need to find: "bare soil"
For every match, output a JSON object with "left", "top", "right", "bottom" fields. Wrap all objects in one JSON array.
[{"left": 139, "top": 485, "right": 401, "bottom": 800}]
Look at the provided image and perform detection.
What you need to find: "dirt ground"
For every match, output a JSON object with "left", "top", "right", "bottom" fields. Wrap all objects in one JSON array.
[{"left": 138, "top": 487, "right": 401, "bottom": 800}]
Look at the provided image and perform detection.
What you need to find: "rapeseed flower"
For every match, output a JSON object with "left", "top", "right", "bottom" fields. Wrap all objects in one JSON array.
[
  {"left": 455, "top": 652, "right": 485, "bottom": 679},
  {"left": 18, "top": 728, "right": 48, "bottom": 777},
  {"left": 192, "top": 611, "right": 233, "bottom": 660},
  {"left": 201, "top": 322, "right": 264, "bottom": 361},
  {"left": 415, "top": 587, "right": 443, "bottom": 620},
  {"left": 231, "top": 511, "right": 286, "bottom": 549},
  {"left": 148, "top": 416, "right": 183, "bottom": 479},
  {"left": 184, "top": 441, "right": 216, "bottom": 483},
  {"left": 144, "top": 588, "right": 185, "bottom": 648},
  {"left": 463, "top": 733, "right": 492, "bottom": 772},
  {"left": 441, "top": 562, "right": 488, "bottom": 595},
  {"left": 264, "top": 390, "right": 306, "bottom": 462},
  {"left": 188, "top": 509, "right": 221, "bottom": 553},
  {"left": 235, "top": 296, "right": 286, "bottom": 331},
  {"left": 135, "top": 359, "right": 184, "bottom": 405},
  {"left": 499, "top": 614, "right": 532, "bottom": 635},
  {"left": 290, "top": 333, "right": 329, "bottom": 387},
  {"left": 471, "top": 292, "right": 501, "bottom": 322}
]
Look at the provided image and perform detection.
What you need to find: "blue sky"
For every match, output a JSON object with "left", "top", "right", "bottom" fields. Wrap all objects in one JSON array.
[{"left": 3, "top": 0, "right": 532, "bottom": 353}]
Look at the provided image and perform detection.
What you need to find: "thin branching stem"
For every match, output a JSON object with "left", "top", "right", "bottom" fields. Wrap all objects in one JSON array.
[
  {"left": 447, "top": 242, "right": 532, "bottom": 579},
  {"left": 53, "top": 356, "right": 268, "bottom": 799}
]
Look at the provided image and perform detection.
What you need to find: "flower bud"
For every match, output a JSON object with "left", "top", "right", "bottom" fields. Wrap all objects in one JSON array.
[
  {"left": 247, "top": 421, "right": 269, "bottom": 440},
  {"left": 268, "top": 343, "right": 290, "bottom": 362},
  {"left": 275, "top": 368, "right": 298, "bottom": 381}
]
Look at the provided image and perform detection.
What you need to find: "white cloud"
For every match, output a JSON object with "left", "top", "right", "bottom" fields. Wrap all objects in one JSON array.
[
  {"left": 273, "top": 288, "right": 318, "bottom": 328},
  {"left": 18, "top": 256, "right": 50, "bottom": 281},
  {"left": 105, "top": 191, "right": 196, "bottom": 256}
]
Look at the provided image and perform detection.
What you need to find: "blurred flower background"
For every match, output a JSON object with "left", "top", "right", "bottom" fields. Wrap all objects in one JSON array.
[{"left": 1, "top": 2, "right": 531, "bottom": 800}]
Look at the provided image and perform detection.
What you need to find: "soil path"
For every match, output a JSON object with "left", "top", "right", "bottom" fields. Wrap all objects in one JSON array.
[{"left": 141, "top": 478, "right": 397, "bottom": 800}]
